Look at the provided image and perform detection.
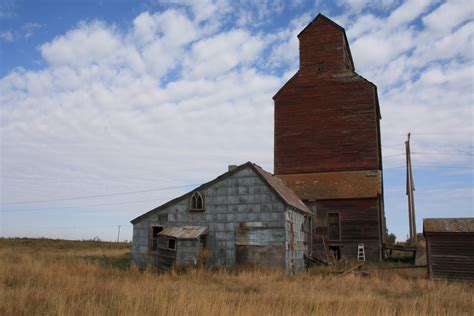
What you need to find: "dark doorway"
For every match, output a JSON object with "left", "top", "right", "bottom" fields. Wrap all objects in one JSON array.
[
  {"left": 328, "top": 245, "right": 341, "bottom": 260},
  {"left": 151, "top": 226, "right": 163, "bottom": 252},
  {"left": 199, "top": 235, "right": 207, "bottom": 249},
  {"left": 328, "top": 213, "right": 340, "bottom": 240}
]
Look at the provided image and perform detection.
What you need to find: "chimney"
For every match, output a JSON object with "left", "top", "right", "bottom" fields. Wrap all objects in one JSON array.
[{"left": 228, "top": 165, "right": 238, "bottom": 171}]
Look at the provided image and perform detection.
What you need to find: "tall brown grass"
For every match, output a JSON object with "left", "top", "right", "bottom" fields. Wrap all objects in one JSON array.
[{"left": 1, "top": 238, "right": 472, "bottom": 315}]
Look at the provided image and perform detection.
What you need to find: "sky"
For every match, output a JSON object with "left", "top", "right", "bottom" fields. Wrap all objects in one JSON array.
[{"left": 1, "top": 0, "right": 473, "bottom": 242}]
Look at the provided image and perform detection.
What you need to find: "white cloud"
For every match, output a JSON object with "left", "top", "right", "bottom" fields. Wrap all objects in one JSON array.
[
  {"left": 183, "top": 29, "right": 265, "bottom": 79},
  {"left": 163, "top": 0, "right": 231, "bottom": 23},
  {"left": 385, "top": 0, "right": 435, "bottom": 29},
  {"left": 422, "top": 0, "right": 474, "bottom": 34},
  {"left": 351, "top": 27, "right": 415, "bottom": 68},
  {"left": 267, "top": 13, "right": 313, "bottom": 69},
  {"left": 346, "top": 14, "right": 382, "bottom": 38},
  {"left": 411, "top": 21, "right": 474, "bottom": 65},
  {"left": 40, "top": 22, "right": 121, "bottom": 67},
  {"left": 335, "top": 0, "right": 400, "bottom": 14},
  {"left": 236, "top": 0, "right": 286, "bottom": 27},
  {"left": 0, "top": 9, "right": 279, "bottom": 215}
]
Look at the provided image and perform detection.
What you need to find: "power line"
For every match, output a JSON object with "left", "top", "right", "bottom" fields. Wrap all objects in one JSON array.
[
  {"left": 4, "top": 224, "right": 131, "bottom": 229},
  {"left": 1, "top": 197, "right": 171, "bottom": 213},
  {"left": 384, "top": 165, "right": 473, "bottom": 170},
  {"left": 410, "top": 132, "right": 471, "bottom": 136},
  {"left": 1, "top": 184, "right": 199, "bottom": 206},
  {"left": 412, "top": 151, "right": 473, "bottom": 157},
  {"left": 383, "top": 150, "right": 473, "bottom": 159},
  {"left": 383, "top": 153, "right": 405, "bottom": 158}
]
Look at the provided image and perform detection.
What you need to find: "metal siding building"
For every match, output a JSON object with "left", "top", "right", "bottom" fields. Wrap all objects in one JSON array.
[
  {"left": 131, "top": 162, "right": 312, "bottom": 273},
  {"left": 423, "top": 218, "right": 474, "bottom": 281}
]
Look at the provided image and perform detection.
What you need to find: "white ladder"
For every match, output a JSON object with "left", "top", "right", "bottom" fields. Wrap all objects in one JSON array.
[{"left": 357, "top": 243, "right": 366, "bottom": 262}]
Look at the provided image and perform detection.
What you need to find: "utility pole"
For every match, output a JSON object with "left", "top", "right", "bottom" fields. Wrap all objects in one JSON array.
[
  {"left": 117, "top": 225, "right": 121, "bottom": 243},
  {"left": 405, "top": 133, "right": 417, "bottom": 245}
]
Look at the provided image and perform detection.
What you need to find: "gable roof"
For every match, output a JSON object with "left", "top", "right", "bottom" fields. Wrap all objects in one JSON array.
[
  {"left": 130, "top": 162, "right": 311, "bottom": 224},
  {"left": 273, "top": 13, "right": 363, "bottom": 101},
  {"left": 423, "top": 218, "right": 474, "bottom": 233}
]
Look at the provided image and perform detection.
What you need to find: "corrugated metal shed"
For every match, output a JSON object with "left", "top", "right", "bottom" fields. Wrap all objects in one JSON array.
[
  {"left": 159, "top": 226, "right": 208, "bottom": 239},
  {"left": 277, "top": 170, "right": 382, "bottom": 200},
  {"left": 424, "top": 218, "right": 474, "bottom": 233}
]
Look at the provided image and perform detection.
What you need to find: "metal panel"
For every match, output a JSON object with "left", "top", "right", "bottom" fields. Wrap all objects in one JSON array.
[
  {"left": 159, "top": 226, "right": 208, "bottom": 239},
  {"left": 235, "top": 227, "right": 285, "bottom": 246},
  {"left": 235, "top": 245, "right": 285, "bottom": 269},
  {"left": 235, "top": 227, "right": 285, "bottom": 268}
]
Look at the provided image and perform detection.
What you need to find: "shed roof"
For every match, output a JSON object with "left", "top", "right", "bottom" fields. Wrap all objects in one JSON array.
[
  {"left": 423, "top": 218, "right": 474, "bottom": 233},
  {"left": 131, "top": 162, "right": 310, "bottom": 224},
  {"left": 159, "top": 226, "right": 208, "bottom": 239},
  {"left": 277, "top": 170, "right": 382, "bottom": 200}
]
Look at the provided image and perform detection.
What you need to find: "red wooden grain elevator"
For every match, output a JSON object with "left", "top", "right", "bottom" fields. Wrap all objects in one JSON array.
[{"left": 274, "top": 14, "right": 385, "bottom": 260}]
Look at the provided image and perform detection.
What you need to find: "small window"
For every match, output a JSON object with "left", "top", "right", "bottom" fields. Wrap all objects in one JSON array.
[
  {"left": 317, "top": 62, "right": 325, "bottom": 72},
  {"left": 168, "top": 238, "right": 176, "bottom": 250},
  {"left": 190, "top": 191, "right": 205, "bottom": 211},
  {"left": 328, "top": 213, "right": 340, "bottom": 240},
  {"left": 150, "top": 226, "right": 163, "bottom": 252}
]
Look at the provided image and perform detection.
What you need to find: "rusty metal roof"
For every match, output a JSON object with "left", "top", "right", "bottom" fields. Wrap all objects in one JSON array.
[
  {"left": 159, "top": 226, "right": 208, "bottom": 239},
  {"left": 252, "top": 164, "right": 311, "bottom": 214},
  {"left": 277, "top": 170, "right": 382, "bottom": 200},
  {"left": 423, "top": 218, "right": 474, "bottom": 233}
]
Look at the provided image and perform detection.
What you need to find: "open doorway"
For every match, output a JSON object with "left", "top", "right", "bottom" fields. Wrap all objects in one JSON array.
[
  {"left": 150, "top": 226, "right": 163, "bottom": 252},
  {"left": 328, "top": 245, "right": 341, "bottom": 260}
]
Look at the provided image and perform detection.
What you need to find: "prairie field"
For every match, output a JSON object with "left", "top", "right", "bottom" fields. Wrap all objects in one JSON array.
[{"left": 1, "top": 238, "right": 472, "bottom": 316}]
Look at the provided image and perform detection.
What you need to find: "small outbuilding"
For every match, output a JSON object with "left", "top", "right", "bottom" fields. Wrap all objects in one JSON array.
[{"left": 423, "top": 218, "right": 474, "bottom": 281}]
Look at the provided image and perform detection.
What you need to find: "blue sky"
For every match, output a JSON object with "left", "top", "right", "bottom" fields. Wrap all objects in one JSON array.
[{"left": 1, "top": 0, "right": 473, "bottom": 242}]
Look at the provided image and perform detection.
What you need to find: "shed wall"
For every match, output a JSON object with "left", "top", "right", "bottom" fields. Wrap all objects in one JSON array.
[
  {"left": 176, "top": 239, "right": 200, "bottom": 267},
  {"left": 235, "top": 227, "right": 286, "bottom": 269},
  {"left": 285, "top": 208, "right": 308, "bottom": 273},
  {"left": 426, "top": 233, "right": 474, "bottom": 281}
]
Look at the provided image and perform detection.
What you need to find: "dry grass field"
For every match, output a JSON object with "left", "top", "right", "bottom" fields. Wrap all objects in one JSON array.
[{"left": 1, "top": 238, "right": 473, "bottom": 316}]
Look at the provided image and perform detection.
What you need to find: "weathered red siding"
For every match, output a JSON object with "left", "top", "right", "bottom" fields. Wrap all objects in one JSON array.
[
  {"left": 274, "top": 16, "right": 381, "bottom": 175},
  {"left": 307, "top": 198, "right": 382, "bottom": 261},
  {"left": 274, "top": 14, "right": 385, "bottom": 261}
]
